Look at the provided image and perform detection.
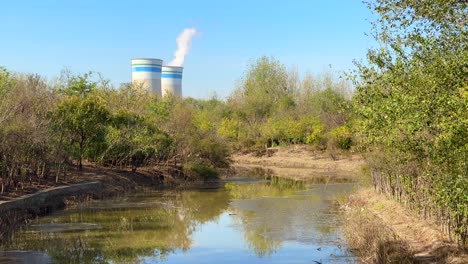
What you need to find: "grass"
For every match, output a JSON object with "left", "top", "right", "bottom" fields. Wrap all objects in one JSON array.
[
  {"left": 344, "top": 207, "right": 414, "bottom": 263},
  {"left": 343, "top": 189, "right": 468, "bottom": 263}
]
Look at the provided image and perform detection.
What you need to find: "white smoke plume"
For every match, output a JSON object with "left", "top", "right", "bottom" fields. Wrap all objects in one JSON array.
[{"left": 168, "top": 28, "right": 198, "bottom": 66}]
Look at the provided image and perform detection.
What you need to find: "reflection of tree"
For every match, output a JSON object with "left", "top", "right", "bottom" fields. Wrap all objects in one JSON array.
[
  {"left": 172, "top": 188, "right": 231, "bottom": 224},
  {"left": 227, "top": 180, "right": 350, "bottom": 256},
  {"left": 4, "top": 180, "right": 352, "bottom": 263},
  {"left": 225, "top": 178, "right": 308, "bottom": 257},
  {"left": 6, "top": 189, "right": 231, "bottom": 263},
  {"left": 225, "top": 177, "right": 305, "bottom": 199},
  {"left": 244, "top": 226, "right": 281, "bottom": 257}
]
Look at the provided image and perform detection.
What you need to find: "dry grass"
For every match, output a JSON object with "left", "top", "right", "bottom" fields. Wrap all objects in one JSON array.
[
  {"left": 343, "top": 189, "right": 468, "bottom": 263},
  {"left": 345, "top": 209, "right": 414, "bottom": 263}
]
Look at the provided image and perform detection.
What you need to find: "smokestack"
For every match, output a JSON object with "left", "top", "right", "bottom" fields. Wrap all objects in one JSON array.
[
  {"left": 131, "top": 58, "right": 163, "bottom": 95},
  {"left": 161, "top": 66, "right": 183, "bottom": 97}
]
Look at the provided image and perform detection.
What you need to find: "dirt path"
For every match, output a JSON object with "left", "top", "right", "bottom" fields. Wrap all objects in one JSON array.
[
  {"left": 345, "top": 189, "right": 467, "bottom": 263},
  {"left": 232, "top": 146, "right": 365, "bottom": 181}
]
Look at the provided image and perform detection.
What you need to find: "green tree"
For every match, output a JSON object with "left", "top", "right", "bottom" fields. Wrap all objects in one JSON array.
[
  {"left": 230, "top": 56, "right": 293, "bottom": 122},
  {"left": 103, "top": 109, "right": 173, "bottom": 171},
  {"left": 353, "top": 0, "right": 467, "bottom": 243},
  {"left": 53, "top": 76, "right": 110, "bottom": 170}
]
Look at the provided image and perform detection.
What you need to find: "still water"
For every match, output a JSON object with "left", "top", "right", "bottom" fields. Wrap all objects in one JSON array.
[{"left": 0, "top": 177, "right": 355, "bottom": 263}]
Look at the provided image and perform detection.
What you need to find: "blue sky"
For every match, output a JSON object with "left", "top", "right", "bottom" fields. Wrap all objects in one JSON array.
[{"left": 1, "top": 1, "right": 375, "bottom": 98}]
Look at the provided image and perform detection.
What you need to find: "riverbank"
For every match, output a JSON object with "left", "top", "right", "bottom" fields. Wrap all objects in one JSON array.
[
  {"left": 0, "top": 165, "right": 179, "bottom": 201},
  {"left": 0, "top": 165, "right": 180, "bottom": 240},
  {"left": 235, "top": 146, "right": 468, "bottom": 262},
  {"left": 343, "top": 188, "right": 467, "bottom": 263},
  {"left": 0, "top": 182, "right": 103, "bottom": 240},
  {"left": 1, "top": 146, "right": 363, "bottom": 201},
  {"left": 232, "top": 146, "right": 365, "bottom": 181}
]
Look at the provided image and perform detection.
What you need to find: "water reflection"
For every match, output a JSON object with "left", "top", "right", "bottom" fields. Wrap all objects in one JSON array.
[{"left": 1, "top": 178, "right": 355, "bottom": 263}]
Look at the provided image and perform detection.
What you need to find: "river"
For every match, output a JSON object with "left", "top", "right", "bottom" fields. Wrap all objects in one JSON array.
[{"left": 0, "top": 176, "right": 355, "bottom": 263}]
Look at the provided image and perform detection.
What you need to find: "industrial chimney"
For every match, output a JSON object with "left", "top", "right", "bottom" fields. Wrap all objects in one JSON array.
[
  {"left": 161, "top": 66, "right": 183, "bottom": 97},
  {"left": 131, "top": 58, "right": 163, "bottom": 95}
]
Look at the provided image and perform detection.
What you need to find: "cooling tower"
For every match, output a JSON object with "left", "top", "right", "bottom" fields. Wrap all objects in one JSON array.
[
  {"left": 161, "top": 66, "right": 183, "bottom": 97},
  {"left": 131, "top": 58, "right": 163, "bottom": 95}
]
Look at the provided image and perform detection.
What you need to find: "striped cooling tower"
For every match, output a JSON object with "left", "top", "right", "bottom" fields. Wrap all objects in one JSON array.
[
  {"left": 131, "top": 58, "right": 163, "bottom": 95},
  {"left": 161, "top": 66, "right": 183, "bottom": 97}
]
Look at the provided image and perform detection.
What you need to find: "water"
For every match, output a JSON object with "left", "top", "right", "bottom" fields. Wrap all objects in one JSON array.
[{"left": 0, "top": 177, "right": 355, "bottom": 263}]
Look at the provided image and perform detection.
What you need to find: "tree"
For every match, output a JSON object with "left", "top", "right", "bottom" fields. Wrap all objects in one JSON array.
[
  {"left": 353, "top": 0, "right": 467, "bottom": 243},
  {"left": 103, "top": 109, "right": 173, "bottom": 171},
  {"left": 230, "top": 56, "right": 293, "bottom": 122},
  {"left": 52, "top": 74, "right": 110, "bottom": 170}
]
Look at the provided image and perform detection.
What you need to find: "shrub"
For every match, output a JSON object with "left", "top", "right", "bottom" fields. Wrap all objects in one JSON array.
[
  {"left": 327, "top": 125, "right": 352, "bottom": 150},
  {"left": 183, "top": 162, "right": 219, "bottom": 181}
]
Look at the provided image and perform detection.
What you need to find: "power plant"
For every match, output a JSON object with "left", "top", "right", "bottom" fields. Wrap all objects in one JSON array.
[
  {"left": 131, "top": 59, "right": 184, "bottom": 97},
  {"left": 131, "top": 28, "right": 197, "bottom": 97},
  {"left": 162, "top": 66, "right": 183, "bottom": 97},
  {"left": 131, "top": 58, "right": 163, "bottom": 95}
]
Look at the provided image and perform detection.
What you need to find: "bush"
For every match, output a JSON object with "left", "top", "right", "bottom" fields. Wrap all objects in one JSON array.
[
  {"left": 183, "top": 162, "right": 219, "bottom": 181},
  {"left": 191, "top": 138, "right": 230, "bottom": 168},
  {"left": 327, "top": 125, "right": 352, "bottom": 150},
  {"left": 305, "top": 119, "right": 326, "bottom": 148}
]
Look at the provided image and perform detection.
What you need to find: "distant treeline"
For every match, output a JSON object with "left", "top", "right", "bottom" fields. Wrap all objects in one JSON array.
[
  {"left": 0, "top": 57, "right": 352, "bottom": 194},
  {"left": 0, "top": 69, "right": 228, "bottom": 192}
]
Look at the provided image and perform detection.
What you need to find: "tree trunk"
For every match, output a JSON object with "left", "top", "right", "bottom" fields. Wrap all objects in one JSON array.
[
  {"left": 79, "top": 130, "right": 84, "bottom": 171},
  {"left": 56, "top": 163, "right": 61, "bottom": 183}
]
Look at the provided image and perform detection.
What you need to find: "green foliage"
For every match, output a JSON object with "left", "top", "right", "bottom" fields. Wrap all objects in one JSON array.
[
  {"left": 304, "top": 118, "right": 326, "bottom": 147},
  {"left": 327, "top": 126, "right": 352, "bottom": 150},
  {"left": 218, "top": 117, "right": 240, "bottom": 140},
  {"left": 52, "top": 93, "right": 110, "bottom": 169},
  {"left": 0, "top": 68, "right": 234, "bottom": 190},
  {"left": 183, "top": 162, "right": 219, "bottom": 181},
  {"left": 191, "top": 138, "right": 230, "bottom": 168},
  {"left": 231, "top": 56, "right": 291, "bottom": 122},
  {"left": 354, "top": 0, "right": 468, "bottom": 243},
  {"left": 0, "top": 67, "right": 13, "bottom": 95},
  {"left": 225, "top": 57, "right": 353, "bottom": 151},
  {"left": 0, "top": 57, "right": 353, "bottom": 195},
  {"left": 102, "top": 109, "right": 173, "bottom": 170},
  {"left": 60, "top": 72, "right": 97, "bottom": 97}
]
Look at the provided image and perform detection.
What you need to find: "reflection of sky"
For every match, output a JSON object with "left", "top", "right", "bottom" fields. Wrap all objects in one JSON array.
[
  {"left": 147, "top": 213, "right": 353, "bottom": 264},
  {"left": 144, "top": 184, "right": 355, "bottom": 264}
]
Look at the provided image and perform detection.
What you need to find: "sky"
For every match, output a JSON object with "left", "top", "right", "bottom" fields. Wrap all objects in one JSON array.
[{"left": 0, "top": 0, "right": 376, "bottom": 99}]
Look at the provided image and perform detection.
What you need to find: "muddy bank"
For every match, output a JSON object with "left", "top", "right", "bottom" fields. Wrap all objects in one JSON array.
[
  {"left": 343, "top": 189, "right": 467, "bottom": 263},
  {"left": 0, "top": 164, "right": 187, "bottom": 201},
  {"left": 0, "top": 182, "right": 102, "bottom": 215},
  {"left": 0, "top": 182, "right": 102, "bottom": 241},
  {"left": 0, "top": 165, "right": 190, "bottom": 241},
  {"left": 232, "top": 146, "right": 364, "bottom": 181}
]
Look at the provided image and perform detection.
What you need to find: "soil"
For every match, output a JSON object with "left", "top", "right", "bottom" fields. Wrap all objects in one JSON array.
[
  {"left": 0, "top": 164, "right": 184, "bottom": 201},
  {"left": 345, "top": 189, "right": 467, "bottom": 263},
  {"left": 232, "top": 145, "right": 365, "bottom": 181}
]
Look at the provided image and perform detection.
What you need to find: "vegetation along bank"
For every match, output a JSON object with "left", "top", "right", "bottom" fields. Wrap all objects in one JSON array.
[{"left": 0, "top": 0, "right": 466, "bottom": 262}]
